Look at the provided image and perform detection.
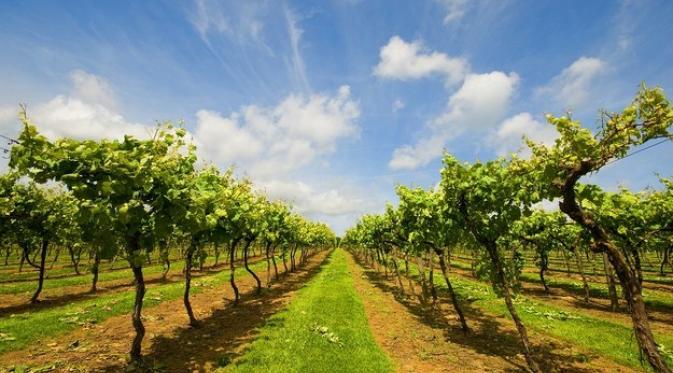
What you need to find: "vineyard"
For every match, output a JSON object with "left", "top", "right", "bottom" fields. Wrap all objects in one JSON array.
[
  {"left": 0, "top": 86, "right": 671, "bottom": 372},
  {"left": 2, "top": 0, "right": 673, "bottom": 370}
]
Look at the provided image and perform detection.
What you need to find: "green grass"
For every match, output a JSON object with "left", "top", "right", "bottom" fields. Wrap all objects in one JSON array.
[
  {"left": 0, "top": 260, "right": 268, "bottom": 354},
  {"left": 398, "top": 259, "right": 673, "bottom": 370},
  {"left": 0, "top": 260, "right": 183, "bottom": 295},
  {"left": 0, "top": 254, "right": 257, "bottom": 295},
  {"left": 220, "top": 249, "right": 393, "bottom": 373},
  {"left": 450, "top": 258, "right": 673, "bottom": 311}
]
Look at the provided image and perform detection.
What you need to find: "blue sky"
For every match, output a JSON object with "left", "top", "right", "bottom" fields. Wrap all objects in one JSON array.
[{"left": 1, "top": 0, "right": 672, "bottom": 234}]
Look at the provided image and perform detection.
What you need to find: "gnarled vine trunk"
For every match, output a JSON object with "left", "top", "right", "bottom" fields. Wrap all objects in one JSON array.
[
  {"left": 130, "top": 264, "right": 145, "bottom": 363},
  {"left": 485, "top": 241, "right": 540, "bottom": 372},
  {"left": 229, "top": 239, "right": 241, "bottom": 304},
  {"left": 571, "top": 248, "right": 590, "bottom": 303},
  {"left": 244, "top": 239, "right": 262, "bottom": 295},
  {"left": 90, "top": 251, "right": 100, "bottom": 293},
  {"left": 602, "top": 252, "right": 619, "bottom": 311},
  {"left": 559, "top": 163, "right": 672, "bottom": 373},
  {"left": 437, "top": 249, "right": 469, "bottom": 333},
  {"left": 271, "top": 245, "right": 279, "bottom": 281},
  {"left": 30, "top": 239, "right": 49, "bottom": 304},
  {"left": 265, "top": 241, "right": 272, "bottom": 287},
  {"left": 183, "top": 242, "right": 198, "bottom": 326}
]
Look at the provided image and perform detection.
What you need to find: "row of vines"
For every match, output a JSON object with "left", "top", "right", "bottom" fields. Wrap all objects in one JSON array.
[
  {"left": 343, "top": 87, "right": 673, "bottom": 372},
  {"left": 0, "top": 110, "right": 336, "bottom": 366}
]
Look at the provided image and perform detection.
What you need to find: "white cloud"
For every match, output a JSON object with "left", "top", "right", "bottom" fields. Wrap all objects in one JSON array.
[
  {"left": 1, "top": 69, "right": 367, "bottom": 229},
  {"left": 257, "top": 179, "right": 365, "bottom": 216},
  {"left": 436, "top": 0, "right": 469, "bottom": 24},
  {"left": 432, "top": 71, "right": 519, "bottom": 129},
  {"left": 389, "top": 135, "right": 447, "bottom": 171},
  {"left": 193, "top": 85, "right": 364, "bottom": 220},
  {"left": 284, "top": 6, "right": 310, "bottom": 92},
  {"left": 191, "top": 0, "right": 268, "bottom": 44},
  {"left": 194, "top": 85, "right": 359, "bottom": 177},
  {"left": 536, "top": 57, "right": 607, "bottom": 109},
  {"left": 532, "top": 199, "right": 560, "bottom": 212},
  {"left": 373, "top": 36, "right": 469, "bottom": 85},
  {"left": 192, "top": 0, "right": 230, "bottom": 38},
  {"left": 29, "top": 96, "right": 150, "bottom": 140},
  {"left": 392, "top": 98, "right": 405, "bottom": 113},
  {"left": 70, "top": 70, "right": 116, "bottom": 109},
  {"left": 0, "top": 71, "right": 150, "bottom": 141},
  {"left": 193, "top": 110, "right": 264, "bottom": 162},
  {"left": 0, "top": 106, "right": 16, "bottom": 130},
  {"left": 389, "top": 71, "right": 519, "bottom": 170},
  {"left": 491, "top": 112, "right": 557, "bottom": 156}
]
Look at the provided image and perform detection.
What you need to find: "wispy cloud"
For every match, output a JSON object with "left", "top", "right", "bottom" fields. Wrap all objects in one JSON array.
[
  {"left": 284, "top": 5, "right": 310, "bottom": 93},
  {"left": 435, "top": 0, "right": 469, "bottom": 24}
]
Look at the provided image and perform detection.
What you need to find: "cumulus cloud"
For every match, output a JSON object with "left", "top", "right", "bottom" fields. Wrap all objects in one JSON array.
[
  {"left": 192, "top": 85, "right": 365, "bottom": 218},
  {"left": 0, "top": 71, "right": 150, "bottom": 141},
  {"left": 194, "top": 85, "right": 359, "bottom": 177},
  {"left": 491, "top": 112, "right": 557, "bottom": 156},
  {"left": 70, "top": 70, "right": 116, "bottom": 109},
  {"left": 389, "top": 71, "right": 519, "bottom": 170},
  {"left": 536, "top": 57, "right": 607, "bottom": 109},
  {"left": 257, "top": 179, "right": 366, "bottom": 216},
  {"left": 0, "top": 70, "right": 366, "bottom": 222},
  {"left": 373, "top": 36, "right": 469, "bottom": 85}
]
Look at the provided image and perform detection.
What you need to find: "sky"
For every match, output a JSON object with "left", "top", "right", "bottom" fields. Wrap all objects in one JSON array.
[{"left": 1, "top": 0, "right": 672, "bottom": 234}]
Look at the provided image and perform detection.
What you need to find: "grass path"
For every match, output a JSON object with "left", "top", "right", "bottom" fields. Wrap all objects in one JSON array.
[{"left": 220, "top": 249, "right": 393, "bottom": 373}]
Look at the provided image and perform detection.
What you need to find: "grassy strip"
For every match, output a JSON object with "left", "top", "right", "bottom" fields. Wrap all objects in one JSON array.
[
  {"left": 452, "top": 253, "right": 673, "bottom": 283},
  {"left": 0, "top": 255, "right": 257, "bottom": 295},
  {"left": 0, "top": 261, "right": 185, "bottom": 295},
  {"left": 398, "top": 259, "right": 673, "bottom": 370},
  {"left": 449, "top": 259, "right": 673, "bottom": 310},
  {"left": 0, "top": 248, "right": 242, "bottom": 282},
  {"left": 0, "top": 260, "right": 269, "bottom": 354},
  {"left": 220, "top": 249, "right": 393, "bottom": 373}
]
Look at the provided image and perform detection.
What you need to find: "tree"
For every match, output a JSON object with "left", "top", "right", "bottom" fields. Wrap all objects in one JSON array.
[
  {"left": 526, "top": 86, "right": 673, "bottom": 372},
  {"left": 397, "top": 186, "right": 470, "bottom": 333},
  {"left": 10, "top": 114, "right": 196, "bottom": 365},
  {"left": 440, "top": 155, "right": 540, "bottom": 372}
]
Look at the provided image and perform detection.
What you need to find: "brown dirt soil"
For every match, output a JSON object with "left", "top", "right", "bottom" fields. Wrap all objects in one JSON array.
[
  {"left": 0, "top": 251, "right": 330, "bottom": 373},
  {"left": 0, "top": 255, "right": 268, "bottom": 316},
  {"left": 350, "top": 253, "right": 636, "bottom": 373}
]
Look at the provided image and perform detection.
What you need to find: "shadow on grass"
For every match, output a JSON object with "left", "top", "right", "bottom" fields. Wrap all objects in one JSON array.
[
  {"left": 456, "top": 260, "right": 673, "bottom": 323},
  {"left": 351, "top": 254, "right": 601, "bottom": 373},
  {"left": 98, "top": 252, "right": 332, "bottom": 373}
]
